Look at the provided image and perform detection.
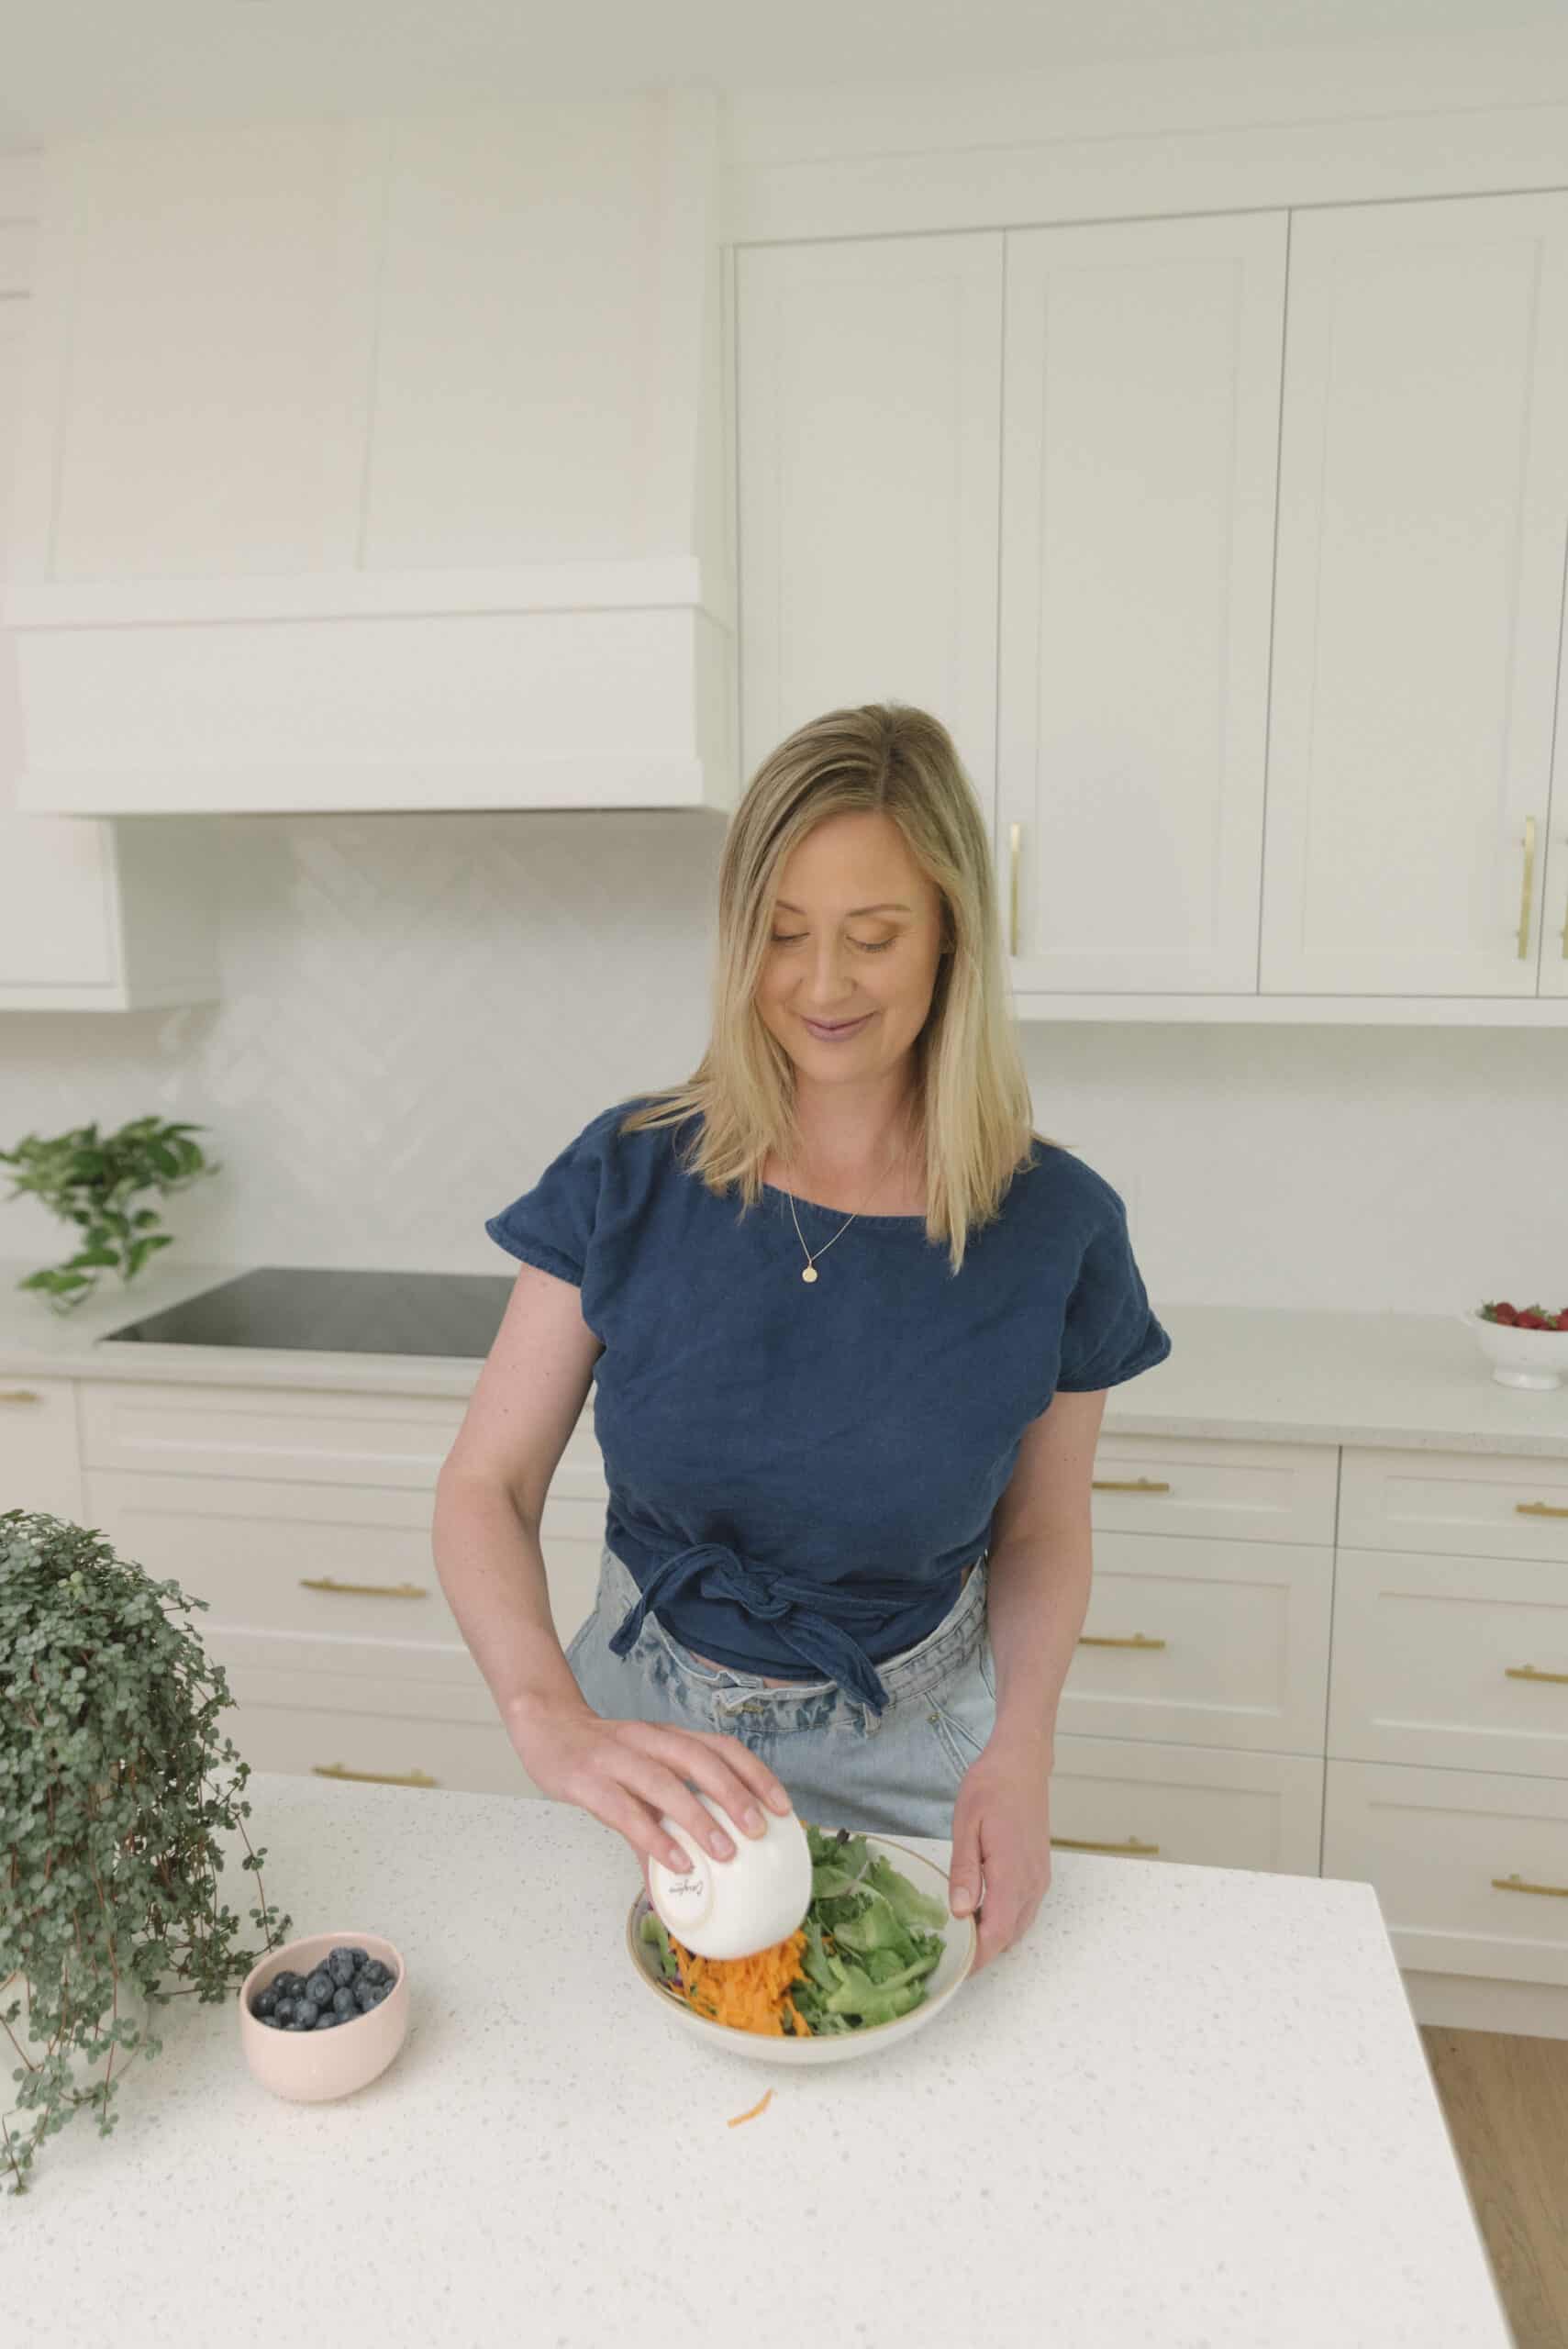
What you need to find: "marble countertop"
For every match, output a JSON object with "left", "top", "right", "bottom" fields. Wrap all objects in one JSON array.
[
  {"left": 2, "top": 1771, "right": 1511, "bottom": 2347},
  {"left": 2, "top": 1254, "right": 1566, "bottom": 1456}
]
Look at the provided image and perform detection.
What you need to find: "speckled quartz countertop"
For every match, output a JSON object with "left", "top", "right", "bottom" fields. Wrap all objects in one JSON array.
[
  {"left": 2, "top": 1253, "right": 1565, "bottom": 1457},
  {"left": 4, "top": 1772, "right": 1508, "bottom": 2347}
]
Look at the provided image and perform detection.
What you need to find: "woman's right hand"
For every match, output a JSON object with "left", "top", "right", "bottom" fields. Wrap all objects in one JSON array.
[{"left": 510, "top": 1702, "right": 795, "bottom": 1876}]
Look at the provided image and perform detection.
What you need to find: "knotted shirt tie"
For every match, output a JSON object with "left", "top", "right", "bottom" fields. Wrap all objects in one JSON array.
[{"left": 607, "top": 1538, "right": 920, "bottom": 1715}]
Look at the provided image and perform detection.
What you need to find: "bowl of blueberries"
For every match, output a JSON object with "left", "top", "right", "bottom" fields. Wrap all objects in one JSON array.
[{"left": 238, "top": 1929, "right": 407, "bottom": 2103}]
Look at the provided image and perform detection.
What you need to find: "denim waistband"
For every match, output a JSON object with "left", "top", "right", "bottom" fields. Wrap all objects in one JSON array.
[{"left": 600, "top": 1538, "right": 989, "bottom": 1728}]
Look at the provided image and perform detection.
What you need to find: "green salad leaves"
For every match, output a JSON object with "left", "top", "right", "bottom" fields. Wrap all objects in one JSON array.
[{"left": 639, "top": 1823, "right": 950, "bottom": 2036}]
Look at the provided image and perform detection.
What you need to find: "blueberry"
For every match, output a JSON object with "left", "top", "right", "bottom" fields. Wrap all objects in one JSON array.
[
  {"left": 314, "top": 2009, "right": 339, "bottom": 2028},
  {"left": 306, "top": 1972, "right": 333, "bottom": 2007},
  {"left": 332, "top": 1987, "right": 356, "bottom": 2017},
  {"left": 272, "top": 1998, "right": 295, "bottom": 2024},
  {"left": 260, "top": 2011, "right": 284, "bottom": 2030},
  {"left": 253, "top": 1987, "right": 278, "bottom": 2018},
  {"left": 284, "top": 2019, "right": 308, "bottom": 2031},
  {"left": 353, "top": 1979, "right": 378, "bottom": 2010},
  {"left": 273, "top": 1972, "right": 303, "bottom": 1998},
  {"left": 295, "top": 1998, "right": 320, "bottom": 2028},
  {"left": 327, "top": 1949, "right": 357, "bottom": 1988},
  {"left": 349, "top": 1948, "right": 368, "bottom": 1970},
  {"left": 361, "top": 1961, "right": 387, "bottom": 1988}
]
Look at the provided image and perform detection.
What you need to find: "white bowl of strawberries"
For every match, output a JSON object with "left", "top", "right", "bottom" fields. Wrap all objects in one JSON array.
[{"left": 1459, "top": 1301, "right": 1568, "bottom": 1391}]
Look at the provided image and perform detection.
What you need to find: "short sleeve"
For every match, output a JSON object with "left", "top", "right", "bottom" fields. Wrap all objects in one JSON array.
[
  {"left": 484, "top": 1114, "right": 606, "bottom": 1287},
  {"left": 1055, "top": 1191, "right": 1173, "bottom": 1393}
]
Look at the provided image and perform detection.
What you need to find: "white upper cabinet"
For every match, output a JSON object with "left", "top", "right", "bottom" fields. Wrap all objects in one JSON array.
[
  {"left": 997, "top": 213, "right": 1285, "bottom": 994},
  {"left": 0, "top": 226, "right": 217, "bottom": 1010},
  {"left": 737, "top": 234, "right": 1003, "bottom": 796},
  {"left": 1262, "top": 193, "right": 1568, "bottom": 996}
]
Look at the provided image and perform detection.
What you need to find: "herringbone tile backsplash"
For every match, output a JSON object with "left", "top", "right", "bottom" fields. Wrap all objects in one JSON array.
[{"left": 0, "top": 806, "right": 1562, "bottom": 1311}]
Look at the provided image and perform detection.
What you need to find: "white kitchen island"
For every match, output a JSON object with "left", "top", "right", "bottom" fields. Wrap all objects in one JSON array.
[{"left": 4, "top": 1771, "right": 1512, "bottom": 2347}]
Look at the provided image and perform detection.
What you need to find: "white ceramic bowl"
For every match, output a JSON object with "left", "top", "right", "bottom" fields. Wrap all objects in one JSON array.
[
  {"left": 646, "top": 1790, "right": 814, "bottom": 1960},
  {"left": 1458, "top": 1308, "right": 1568, "bottom": 1391},
  {"left": 628, "top": 1832, "right": 976, "bottom": 2067},
  {"left": 238, "top": 1929, "right": 407, "bottom": 2103}
]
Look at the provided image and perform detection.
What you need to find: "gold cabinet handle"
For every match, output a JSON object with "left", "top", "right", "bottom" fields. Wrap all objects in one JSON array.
[
  {"left": 1051, "top": 1835, "right": 1161, "bottom": 1856},
  {"left": 1518, "top": 814, "right": 1537, "bottom": 958},
  {"left": 1092, "top": 1477, "right": 1173, "bottom": 1494},
  {"left": 299, "top": 1576, "right": 428, "bottom": 1598},
  {"left": 1079, "top": 1631, "right": 1168, "bottom": 1650},
  {"left": 0, "top": 1389, "right": 43, "bottom": 1404},
  {"left": 1008, "top": 821, "right": 1021, "bottom": 956},
  {"left": 312, "top": 1761, "right": 439, "bottom": 1787},
  {"left": 1517, "top": 1500, "right": 1568, "bottom": 1518},
  {"left": 1492, "top": 1872, "right": 1568, "bottom": 1898},
  {"left": 1504, "top": 1663, "right": 1568, "bottom": 1684}
]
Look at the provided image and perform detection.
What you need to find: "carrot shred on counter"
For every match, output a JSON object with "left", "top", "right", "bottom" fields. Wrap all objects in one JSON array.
[
  {"left": 669, "top": 1924, "right": 811, "bottom": 2038},
  {"left": 727, "top": 2087, "right": 775, "bottom": 2128}
]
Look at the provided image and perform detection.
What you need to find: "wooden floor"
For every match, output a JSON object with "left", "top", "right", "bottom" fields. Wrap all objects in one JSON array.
[{"left": 1419, "top": 2026, "right": 1568, "bottom": 2349}]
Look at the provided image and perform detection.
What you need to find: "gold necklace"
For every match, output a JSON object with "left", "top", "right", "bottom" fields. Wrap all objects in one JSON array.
[{"left": 783, "top": 1135, "right": 909, "bottom": 1284}]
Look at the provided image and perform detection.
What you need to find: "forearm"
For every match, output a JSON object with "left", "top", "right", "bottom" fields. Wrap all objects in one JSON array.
[
  {"left": 983, "top": 1524, "right": 1095, "bottom": 1769},
  {"left": 430, "top": 1470, "right": 594, "bottom": 1735}
]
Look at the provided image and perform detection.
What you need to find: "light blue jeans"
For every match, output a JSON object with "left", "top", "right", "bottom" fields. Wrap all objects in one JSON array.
[{"left": 563, "top": 1540, "right": 998, "bottom": 1838}]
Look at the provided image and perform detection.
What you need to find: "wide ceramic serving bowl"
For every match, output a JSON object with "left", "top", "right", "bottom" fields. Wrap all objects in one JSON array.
[
  {"left": 1458, "top": 1308, "right": 1568, "bottom": 1391},
  {"left": 238, "top": 1929, "right": 408, "bottom": 2103},
  {"left": 626, "top": 1832, "right": 976, "bottom": 2068}
]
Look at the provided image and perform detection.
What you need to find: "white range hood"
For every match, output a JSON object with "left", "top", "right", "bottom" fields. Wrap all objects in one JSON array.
[{"left": 3, "top": 94, "right": 738, "bottom": 818}]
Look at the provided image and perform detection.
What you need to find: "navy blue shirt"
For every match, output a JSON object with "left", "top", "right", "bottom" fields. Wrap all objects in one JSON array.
[{"left": 484, "top": 1097, "right": 1172, "bottom": 1712}]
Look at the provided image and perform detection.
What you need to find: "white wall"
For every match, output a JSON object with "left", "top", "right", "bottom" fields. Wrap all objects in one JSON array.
[{"left": 0, "top": 805, "right": 1562, "bottom": 1316}]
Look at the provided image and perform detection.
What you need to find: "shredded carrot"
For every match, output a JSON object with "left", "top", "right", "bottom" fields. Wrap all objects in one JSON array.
[
  {"left": 727, "top": 2087, "right": 775, "bottom": 2127},
  {"left": 669, "top": 1924, "right": 811, "bottom": 2038}
]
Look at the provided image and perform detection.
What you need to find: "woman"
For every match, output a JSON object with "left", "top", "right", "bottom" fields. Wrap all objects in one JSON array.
[{"left": 434, "top": 702, "right": 1171, "bottom": 1973}]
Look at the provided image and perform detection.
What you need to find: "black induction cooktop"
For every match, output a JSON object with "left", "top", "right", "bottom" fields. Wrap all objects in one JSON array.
[{"left": 98, "top": 1267, "right": 517, "bottom": 1360}]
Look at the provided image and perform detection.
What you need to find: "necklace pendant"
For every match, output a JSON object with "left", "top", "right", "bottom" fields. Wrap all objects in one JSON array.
[{"left": 801, "top": 1264, "right": 818, "bottom": 1283}]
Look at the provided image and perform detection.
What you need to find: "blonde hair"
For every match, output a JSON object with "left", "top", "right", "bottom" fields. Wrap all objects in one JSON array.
[{"left": 618, "top": 701, "right": 1056, "bottom": 1275}]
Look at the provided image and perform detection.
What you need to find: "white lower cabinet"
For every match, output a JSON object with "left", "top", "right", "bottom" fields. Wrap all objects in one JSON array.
[
  {"left": 77, "top": 1377, "right": 606, "bottom": 1801},
  {"left": 1, "top": 1374, "right": 85, "bottom": 1523},
  {"left": 61, "top": 1375, "right": 1568, "bottom": 2021},
  {"left": 1322, "top": 1761, "right": 1568, "bottom": 1989},
  {"left": 1050, "top": 1736, "right": 1325, "bottom": 1875}
]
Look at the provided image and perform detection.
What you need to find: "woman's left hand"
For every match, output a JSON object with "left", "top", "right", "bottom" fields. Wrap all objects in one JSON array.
[{"left": 947, "top": 1733, "right": 1053, "bottom": 1972}]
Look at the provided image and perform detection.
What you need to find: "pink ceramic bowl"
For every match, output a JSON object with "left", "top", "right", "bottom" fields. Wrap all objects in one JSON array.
[{"left": 238, "top": 1929, "right": 408, "bottom": 2104}]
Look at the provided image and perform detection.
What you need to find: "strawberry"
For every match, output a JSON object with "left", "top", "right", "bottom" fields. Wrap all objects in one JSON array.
[
  {"left": 1517, "top": 1310, "right": 1549, "bottom": 1329},
  {"left": 1491, "top": 1302, "right": 1518, "bottom": 1324}
]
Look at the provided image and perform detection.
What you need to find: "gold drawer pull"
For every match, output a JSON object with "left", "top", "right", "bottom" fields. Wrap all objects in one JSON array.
[
  {"left": 1516, "top": 1501, "right": 1568, "bottom": 1519},
  {"left": 312, "top": 1761, "right": 439, "bottom": 1788},
  {"left": 299, "top": 1576, "right": 429, "bottom": 1599},
  {"left": 0, "top": 1389, "right": 43, "bottom": 1404},
  {"left": 1518, "top": 814, "right": 1537, "bottom": 959},
  {"left": 1492, "top": 1872, "right": 1568, "bottom": 1899},
  {"left": 1080, "top": 1631, "right": 1168, "bottom": 1651},
  {"left": 1051, "top": 1835, "right": 1161, "bottom": 1856},
  {"left": 1505, "top": 1664, "right": 1568, "bottom": 1685},
  {"left": 1092, "top": 1477, "right": 1173, "bottom": 1495}
]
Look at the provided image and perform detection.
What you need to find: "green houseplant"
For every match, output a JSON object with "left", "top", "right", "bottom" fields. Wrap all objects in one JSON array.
[
  {"left": 1, "top": 1509, "right": 291, "bottom": 2199},
  {"left": 0, "top": 1115, "right": 222, "bottom": 1313}
]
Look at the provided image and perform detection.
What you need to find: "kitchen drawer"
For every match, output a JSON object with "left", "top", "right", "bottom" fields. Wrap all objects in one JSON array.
[
  {"left": 82, "top": 1471, "right": 606, "bottom": 1662},
  {"left": 1328, "top": 1546, "right": 1568, "bottom": 1780},
  {"left": 220, "top": 1673, "right": 530, "bottom": 1798},
  {"left": 1050, "top": 1733, "right": 1325, "bottom": 1875},
  {"left": 79, "top": 1378, "right": 471, "bottom": 1488},
  {"left": 0, "top": 1374, "right": 84, "bottom": 1522},
  {"left": 1088, "top": 1432, "right": 1338, "bottom": 1545},
  {"left": 1339, "top": 1444, "right": 1568, "bottom": 1566},
  {"left": 1323, "top": 1758, "right": 1568, "bottom": 1987},
  {"left": 1055, "top": 1531, "right": 1331, "bottom": 1755}
]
